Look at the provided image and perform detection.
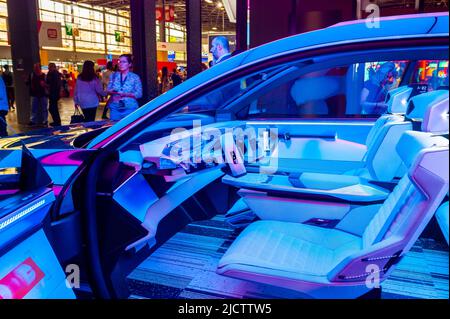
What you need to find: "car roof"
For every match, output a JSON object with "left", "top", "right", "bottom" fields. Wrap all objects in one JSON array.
[
  {"left": 88, "top": 12, "right": 449, "bottom": 149},
  {"left": 241, "top": 12, "right": 448, "bottom": 64}
]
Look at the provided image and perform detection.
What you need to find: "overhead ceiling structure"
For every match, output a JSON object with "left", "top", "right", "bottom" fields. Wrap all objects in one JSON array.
[
  {"left": 363, "top": 0, "right": 449, "bottom": 9},
  {"left": 69, "top": 0, "right": 450, "bottom": 33},
  {"left": 73, "top": 0, "right": 236, "bottom": 32}
]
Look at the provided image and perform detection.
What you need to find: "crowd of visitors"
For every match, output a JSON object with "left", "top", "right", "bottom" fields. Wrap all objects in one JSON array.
[{"left": 0, "top": 36, "right": 234, "bottom": 137}]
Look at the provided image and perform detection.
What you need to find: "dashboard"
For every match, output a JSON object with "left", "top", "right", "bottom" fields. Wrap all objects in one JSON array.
[
  {"left": 108, "top": 120, "right": 254, "bottom": 251},
  {"left": 123, "top": 121, "right": 250, "bottom": 178}
]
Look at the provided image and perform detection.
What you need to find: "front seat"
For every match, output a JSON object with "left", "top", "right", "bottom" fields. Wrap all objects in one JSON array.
[
  {"left": 290, "top": 75, "right": 344, "bottom": 115},
  {"left": 347, "top": 89, "right": 449, "bottom": 181},
  {"left": 217, "top": 130, "right": 449, "bottom": 298},
  {"left": 305, "top": 88, "right": 447, "bottom": 181}
]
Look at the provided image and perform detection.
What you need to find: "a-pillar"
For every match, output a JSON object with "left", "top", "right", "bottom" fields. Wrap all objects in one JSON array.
[
  {"left": 186, "top": 0, "right": 202, "bottom": 78},
  {"left": 130, "top": 0, "right": 158, "bottom": 103},
  {"left": 6, "top": 0, "right": 41, "bottom": 125}
]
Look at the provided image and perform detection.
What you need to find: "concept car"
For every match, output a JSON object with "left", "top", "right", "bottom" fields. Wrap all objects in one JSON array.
[{"left": 0, "top": 12, "right": 448, "bottom": 299}]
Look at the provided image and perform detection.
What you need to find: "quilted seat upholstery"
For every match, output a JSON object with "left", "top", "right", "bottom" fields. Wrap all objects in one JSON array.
[{"left": 219, "top": 220, "right": 361, "bottom": 278}]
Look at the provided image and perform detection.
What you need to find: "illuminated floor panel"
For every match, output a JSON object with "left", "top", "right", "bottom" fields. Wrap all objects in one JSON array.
[{"left": 128, "top": 216, "right": 449, "bottom": 299}]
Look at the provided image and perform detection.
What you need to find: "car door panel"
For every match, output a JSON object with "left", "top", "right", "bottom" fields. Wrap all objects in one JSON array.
[
  {"left": 245, "top": 120, "right": 374, "bottom": 173},
  {"left": 0, "top": 188, "right": 75, "bottom": 299}
]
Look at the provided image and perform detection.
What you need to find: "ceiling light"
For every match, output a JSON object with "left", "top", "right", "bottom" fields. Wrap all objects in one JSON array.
[
  {"left": 217, "top": 2, "right": 223, "bottom": 8},
  {"left": 205, "top": 0, "right": 213, "bottom": 3}
]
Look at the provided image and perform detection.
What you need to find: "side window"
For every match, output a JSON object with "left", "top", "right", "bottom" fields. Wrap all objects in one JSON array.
[
  {"left": 248, "top": 60, "right": 410, "bottom": 119},
  {"left": 162, "top": 59, "right": 448, "bottom": 121},
  {"left": 409, "top": 60, "right": 449, "bottom": 91},
  {"left": 249, "top": 66, "right": 349, "bottom": 118},
  {"left": 360, "top": 61, "right": 409, "bottom": 115},
  {"left": 181, "top": 68, "right": 278, "bottom": 113}
]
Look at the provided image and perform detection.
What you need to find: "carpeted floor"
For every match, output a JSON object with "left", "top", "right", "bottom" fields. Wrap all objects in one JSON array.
[{"left": 127, "top": 215, "right": 449, "bottom": 299}]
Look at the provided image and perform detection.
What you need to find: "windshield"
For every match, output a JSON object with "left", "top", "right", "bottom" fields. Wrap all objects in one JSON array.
[{"left": 174, "top": 66, "right": 283, "bottom": 114}]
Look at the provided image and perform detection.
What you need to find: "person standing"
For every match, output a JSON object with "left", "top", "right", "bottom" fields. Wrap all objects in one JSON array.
[
  {"left": 0, "top": 76, "right": 8, "bottom": 137},
  {"left": 102, "top": 61, "right": 114, "bottom": 91},
  {"left": 73, "top": 60, "right": 106, "bottom": 122},
  {"left": 101, "top": 61, "right": 114, "bottom": 119},
  {"left": 46, "top": 63, "right": 62, "bottom": 126},
  {"left": 360, "top": 62, "right": 398, "bottom": 115},
  {"left": 26, "top": 63, "right": 48, "bottom": 126},
  {"left": 210, "top": 36, "right": 232, "bottom": 66},
  {"left": 61, "top": 69, "right": 70, "bottom": 97},
  {"left": 171, "top": 68, "right": 182, "bottom": 87},
  {"left": 160, "top": 66, "right": 171, "bottom": 94},
  {"left": 107, "top": 54, "right": 142, "bottom": 121},
  {"left": 68, "top": 71, "right": 76, "bottom": 97},
  {"left": 2, "top": 65, "right": 14, "bottom": 111}
]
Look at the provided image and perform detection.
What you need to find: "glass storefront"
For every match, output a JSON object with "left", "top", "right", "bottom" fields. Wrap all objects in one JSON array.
[
  {"left": 0, "top": 0, "right": 8, "bottom": 46},
  {"left": 38, "top": 0, "right": 132, "bottom": 55},
  {"left": 0, "top": 0, "right": 189, "bottom": 63}
]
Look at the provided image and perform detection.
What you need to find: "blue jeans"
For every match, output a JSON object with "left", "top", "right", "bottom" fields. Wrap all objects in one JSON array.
[
  {"left": 109, "top": 101, "right": 137, "bottom": 121},
  {"left": 31, "top": 96, "right": 48, "bottom": 124}
]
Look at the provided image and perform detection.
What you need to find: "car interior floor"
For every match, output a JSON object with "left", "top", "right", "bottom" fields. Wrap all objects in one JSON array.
[{"left": 126, "top": 214, "right": 449, "bottom": 299}]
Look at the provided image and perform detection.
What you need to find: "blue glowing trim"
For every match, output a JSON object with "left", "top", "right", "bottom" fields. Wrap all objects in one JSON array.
[{"left": 0, "top": 199, "right": 46, "bottom": 231}]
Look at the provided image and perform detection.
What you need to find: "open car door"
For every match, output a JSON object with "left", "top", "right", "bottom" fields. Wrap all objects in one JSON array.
[{"left": 0, "top": 146, "right": 75, "bottom": 299}]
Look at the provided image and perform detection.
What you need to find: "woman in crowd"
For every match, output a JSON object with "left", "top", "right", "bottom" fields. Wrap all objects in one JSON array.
[
  {"left": 73, "top": 60, "right": 106, "bottom": 122},
  {"left": 160, "top": 66, "right": 172, "bottom": 94},
  {"left": 107, "top": 54, "right": 142, "bottom": 121}
]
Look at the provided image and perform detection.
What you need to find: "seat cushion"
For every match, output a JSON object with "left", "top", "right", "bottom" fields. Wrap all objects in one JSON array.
[{"left": 218, "top": 220, "right": 361, "bottom": 279}]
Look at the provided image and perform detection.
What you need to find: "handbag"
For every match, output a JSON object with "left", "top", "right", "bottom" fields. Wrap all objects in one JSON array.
[{"left": 70, "top": 106, "right": 85, "bottom": 124}]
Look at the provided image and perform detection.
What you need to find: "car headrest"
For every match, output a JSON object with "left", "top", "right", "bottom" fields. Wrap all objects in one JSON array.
[
  {"left": 290, "top": 76, "right": 343, "bottom": 104},
  {"left": 405, "top": 90, "right": 449, "bottom": 133},
  {"left": 396, "top": 130, "right": 449, "bottom": 169},
  {"left": 385, "top": 86, "right": 413, "bottom": 114}
]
